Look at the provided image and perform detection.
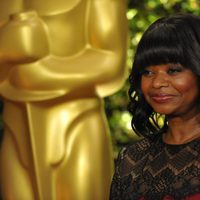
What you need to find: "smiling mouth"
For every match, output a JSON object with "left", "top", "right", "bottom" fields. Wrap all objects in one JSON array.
[{"left": 150, "top": 94, "right": 174, "bottom": 103}]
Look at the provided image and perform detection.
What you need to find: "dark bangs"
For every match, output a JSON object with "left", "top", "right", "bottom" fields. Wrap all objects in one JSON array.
[
  {"left": 133, "top": 14, "right": 200, "bottom": 76},
  {"left": 133, "top": 23, "right": 186, "bottom": 72}
]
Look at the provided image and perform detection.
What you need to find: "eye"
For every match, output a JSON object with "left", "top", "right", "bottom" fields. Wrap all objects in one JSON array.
[
  {"left": 141, "top": 69, "right": 153, "bottom": 77},
  {"left": 167, "top": 66, "right": 183, "bottom": 74}
]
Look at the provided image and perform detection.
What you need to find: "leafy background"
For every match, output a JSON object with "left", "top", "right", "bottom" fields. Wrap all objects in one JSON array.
[{"left": 105, "top": 0, "right": 200, "bottom": 159}]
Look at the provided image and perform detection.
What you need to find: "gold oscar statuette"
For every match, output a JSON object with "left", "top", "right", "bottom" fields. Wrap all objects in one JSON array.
[{"left": 0, "top": 0, "right": 128, "bottom": 199}]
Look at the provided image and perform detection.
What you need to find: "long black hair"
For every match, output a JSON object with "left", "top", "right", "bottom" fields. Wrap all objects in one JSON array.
[{"left": 128, "top": 13, "right": 200, "bottom": 139}]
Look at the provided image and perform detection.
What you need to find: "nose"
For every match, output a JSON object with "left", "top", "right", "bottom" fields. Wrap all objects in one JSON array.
[{"left": 152, "top": 73, "right": 169, "bottom": 88}]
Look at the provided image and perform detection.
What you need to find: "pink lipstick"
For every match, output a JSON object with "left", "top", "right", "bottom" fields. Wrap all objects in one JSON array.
[{"left": 151, "top": 94, "right": 174, "bottom": 103}]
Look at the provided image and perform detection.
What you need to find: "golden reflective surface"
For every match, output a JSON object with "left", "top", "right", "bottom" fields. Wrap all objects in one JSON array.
[{"left": 0, "top": 0, "right": 127, "bottom": 199}]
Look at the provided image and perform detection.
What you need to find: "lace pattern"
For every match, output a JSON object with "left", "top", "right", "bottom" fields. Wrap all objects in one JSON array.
[{"left": 110, "top": 136, "right": 200, "bottom": 200}]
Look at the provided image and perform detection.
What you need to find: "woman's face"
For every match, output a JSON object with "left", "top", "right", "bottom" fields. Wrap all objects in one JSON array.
[{"left": 141, "top": 64, "right": 199, "bottom": 117}]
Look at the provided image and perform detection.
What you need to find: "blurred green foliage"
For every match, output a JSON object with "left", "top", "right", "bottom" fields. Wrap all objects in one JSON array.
[{"left": 105, "top": 0, "right": 200, "bottom": 158}]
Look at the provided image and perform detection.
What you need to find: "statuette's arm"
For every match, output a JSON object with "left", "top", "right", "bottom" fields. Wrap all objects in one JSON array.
[{"left": 3, "top": 0, "right": 127, "bottom": 99}]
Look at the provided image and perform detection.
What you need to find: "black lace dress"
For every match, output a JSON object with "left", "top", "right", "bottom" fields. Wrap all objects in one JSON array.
[{"left": 109, "top": 135, "right": 200, "bottom": 200}]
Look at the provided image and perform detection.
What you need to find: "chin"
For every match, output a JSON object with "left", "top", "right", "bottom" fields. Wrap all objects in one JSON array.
[{"left": 152, "top": 108, "right": 175, "bottom": 115}]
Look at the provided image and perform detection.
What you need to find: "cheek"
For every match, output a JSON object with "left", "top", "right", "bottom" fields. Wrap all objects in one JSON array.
[
  {"left": 174, "top": 76, "right": 199, "bottom": 98},
  {"left": 141, "top": 79, "right": 151, "bottom": 100},
  {"left": 141, "top": 81, "right": 147, "bottom": 96},
  {"left": 141, "top": 78, "right": 149, "bottom": 94}
]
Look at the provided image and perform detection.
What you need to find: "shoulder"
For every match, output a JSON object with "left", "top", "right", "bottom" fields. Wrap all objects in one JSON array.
[
  {"left": 115, "top": 136, "right": 160, "bottom": 177},
  {"left": 123, "top": 137, "right": 154, "bottom": 160}
]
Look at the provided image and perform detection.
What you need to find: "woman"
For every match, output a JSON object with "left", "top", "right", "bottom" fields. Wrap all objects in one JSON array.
[{"left": 110, "top": 13, "right": 200, "bottom": 199}]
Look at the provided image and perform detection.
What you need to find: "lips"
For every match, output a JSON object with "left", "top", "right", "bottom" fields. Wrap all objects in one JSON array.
[{"left": 150, "top": 93, "right": 175, "bottom": 103}]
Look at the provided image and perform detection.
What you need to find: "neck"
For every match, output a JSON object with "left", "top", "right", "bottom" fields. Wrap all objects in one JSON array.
[{"left": 163, "top": 113, "right": 200, "bottom": 144}]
